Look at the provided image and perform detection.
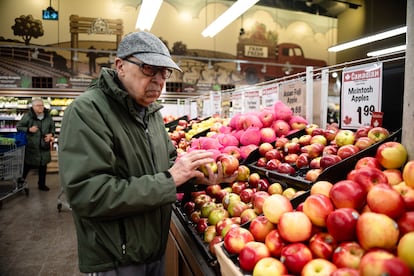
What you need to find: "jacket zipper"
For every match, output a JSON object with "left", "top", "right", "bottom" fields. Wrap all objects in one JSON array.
[{"left": 119, "top": 220, "right": 127, "bottom": 255}]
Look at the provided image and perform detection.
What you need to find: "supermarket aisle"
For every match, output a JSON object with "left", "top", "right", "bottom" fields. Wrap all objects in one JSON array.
[{"left": 0, "top": 172, "right": 82, "bottom": 276}]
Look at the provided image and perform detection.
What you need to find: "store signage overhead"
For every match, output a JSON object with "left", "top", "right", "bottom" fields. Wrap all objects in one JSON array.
[
  {"left": 340, "top": 62, "right": 383, "bottom": 129},
  {"left": 244, "top": 45, "right": 268, "bottom": 58}
]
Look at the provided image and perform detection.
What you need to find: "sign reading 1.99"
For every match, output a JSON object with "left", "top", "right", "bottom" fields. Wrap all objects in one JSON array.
[{"left": 340, "top": 62, "right": 383, "bottom": 129}]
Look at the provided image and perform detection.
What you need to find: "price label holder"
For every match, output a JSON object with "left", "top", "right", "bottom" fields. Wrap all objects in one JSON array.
[{"left": 340, "top": 62, "right": 383, "bottom": 129}]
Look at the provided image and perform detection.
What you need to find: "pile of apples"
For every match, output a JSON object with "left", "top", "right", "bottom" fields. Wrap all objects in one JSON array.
[
  {"left": 253, "top": 122, "right": 393, "bottom": 182},
  {"left": 216, "top": 141, "right": 414, "bottom": 276}
]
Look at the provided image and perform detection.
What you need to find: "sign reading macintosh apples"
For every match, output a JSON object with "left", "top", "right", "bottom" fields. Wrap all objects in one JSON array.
[
  {"left": 279, "top": 79, "right": 306, "bottom": 117},
  {"left": 340, "top": 62, "right": 383, "bottom": 129}
]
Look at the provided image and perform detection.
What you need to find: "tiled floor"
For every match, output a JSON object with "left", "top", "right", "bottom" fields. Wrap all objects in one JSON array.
[{"left": 0, "top": 172, "right": 82, "bottom": 276}]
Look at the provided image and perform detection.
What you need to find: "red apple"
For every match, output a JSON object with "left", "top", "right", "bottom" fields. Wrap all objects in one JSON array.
[
  {"left": 240, "top": 208, "right": 258, "bottom": 224},
  {"left": 194, "top": 193, "right": 212, "bottom": 209},
  {"left": 376, "top": 141, "right": 408, "bottom": 169},
  {"left": 253, "top": 257, "right": 288, "bottom": 275},
  {"left": 231, "top": 181, "right": 248, "bottom": 194},
  {"left": 257, "top": 178, "right": 270, "bottom": 192},
  {"left": 305, "top": 168, "right": 323, "bottom": 182},
  {"left": 217, "top": 153, "right": 240, "bottom": 177},
  {"left": 259, "top": 142, "right": 274, "bottom": 157},
  {"left": 323, "top": 144, "right": 339, "bottom": 155},
  {"left": 329, "top": 180, "right": 367, "bottom": 211},
  {"left": 284, "top": 153, "right": 299, "bottom": 165},
  {"left": 337, "top": 144, "right": 359, "bottom": 160},
  {"left": 238, "top": 241, "right": 271, "bottom": 272},
  {"left": 264, "top": 229, "right": 286, "bottom": 258},
  {"left": 331, "top": 268, "right": 360, "bottom": 276},
  {"left": 303, "top": 194, "right": 334, "bottom": 227},
  {"left": 248, "top": 172, "right": 261, "bottom": 188},
  {"left": 223, "top": 226, "right": 254, "bottom": 254},
  {"left": 256, "top": 157, "right": 268, "bottom": 167},
  {"left": 284, "top": 141, "right": 301, "bottom": 154},
  {"left": 311, "top": 127, "right": 325, "bottom": 136},
  {"left": 310, "top": 135, "right": 327, "bottom": 146},
  {"left": 266, "top": 158, "right": 282, "bottom": 171},
  {"left": 183, "top": 201, "right": 196, "bottom": 216},
  {"left": 249, "top": 215, "right": 276, "bottom": 242},
  {"left": 221, "top": 192, "right": 240, "bottom": 209},
  {"left": 262, "top": 194, "right": 293, "bottom": 224},
  {"left": 258, "top": 108, "right": 275, "bottom": 127},
  {"left": 383, "top": 169, "right": 403, "bottom": 185},
  {"left": 367, "top": 183, "right": 405, "bottom": 219},
  {"left": 352, "top": 166, "right": 389, "bottom": 192},
  {"left": 356, "top": 212, "right": 399, "bottom": 250},
  {"left": 274, "top": 137, "right": 289, "bottom": 149},
  {"left": 276, "top": 163, "right": 296, "bottom": 175},
  {"left": 402, "top": 160, "right": 414, "bottom": 188},
  {"left": 354, "top": 136, "right": 376, "bottom": 150},
  {"left": 267, "top": 182, "right": 284, "bottom": 195},
  {"left": 278, "top": 211, "right": 312, "bottom": 243},
  {"left": 227, "top": 200, "right": 249, "bottom": 217},
  {"left": 301, "top": 258, "right": 337, "bottom": 276},
  {"left": 289, "top": 115, "right": 308, "bottom": 130},
  {"left": 240, "top": 188, "right": 255, "bottom": 203},
  {"left": 305, "top": 123, "right": 320, "bottom": 135},
  {"left": 280, "top": 243, "right": 313, "bottom": 275},
  {"left": 205, "top": 184, "right": 222, "bottom": 198},
  {"left": 272, "top": 119, "right": 291, "bottom": 137},
  {"left": 320, "top": 154, "right": 342, "bottom": 170},
  {"left": 354, "top": 156, "right": 383, "bottom": 170},
  {"left": 326, "top": 207, "right": 359, "bottom": 242},
  {"left": 396, "top": 211, "right": 414, "bottom": 236},
  {"left": 334, "top": 129, "right": 355, "bottom": 147},
  {"left": 355, "top": 125, "right": 372, "bottom": 138},
  {"left": 397, "top": 232, "right": 414, "bottom": 272},
  {"left": 301, "top": 143, "right": 324, "bottom": 159},
  {"left": 309, "top": 156, "right": 321, "bottom": 169},
  {"left": 190, "top": 210, "right": 201, "bottom": 223},
  {"left": 203, "top": 225, "right": 217, "bottom": 243},
  {"left": 208, "top": 235, "right": 223, "bottom": 256},
  {"left": 308, "top": 232, "right": 337, "bottom": 260},
  {"left": 215, "top": 217, "right": 234, "bottom": 236},
  {"left": 359, "top": 249, "right": 411, "bottom": 276},
  {"left": 310, "top": 180, "right": 333, "bottom": 197},
  {"left": 324, "top": 128, "right": 339, "bottom": 142},
  {"left": 208, "top": 207, "right": 230, "bottom": 225},
  {"left": 332, "top": 241, "right": 365, "bottom": 270},
  {"left": 298, "top": 134, "right": 312, "bottom": 146},
  {"left": 296, "top": 152, "right": 310, "bottom": 169},
  {"left": 252, "top": 191, "right": 270, "bottom": 215},
  {"left": 260, "top": 127, "right": 277, "bottom": 143},
  {"left": 367, "top": 126, "right": 390, "bottom": 142},
  {"left": 196, "top": 217, "right": 209, "bottom": 234},
  {"left": 393, "top": 183, "right": 414, "bottom": 211},
  {"left": 221, "top": 145, "right": 241, "bottom": 160}
]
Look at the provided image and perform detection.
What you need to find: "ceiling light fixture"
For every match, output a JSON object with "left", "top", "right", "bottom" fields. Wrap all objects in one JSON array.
[
  {"left": 135, "top": 0, "right": 163, "bottom": 31},
  {"left": 328, "top": 25, "right": 407, "bottom": 52},
  {"left": 367, "top": 44, "right": 406, "bottom": 57},
  {"left": 202, "top": 0, "right": 259, "bottom": 38}
]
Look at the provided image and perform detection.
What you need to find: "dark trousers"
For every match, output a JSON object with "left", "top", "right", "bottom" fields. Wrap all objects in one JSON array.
[{"left": 22, "top": 163, "right": 48, "bottom": 187}]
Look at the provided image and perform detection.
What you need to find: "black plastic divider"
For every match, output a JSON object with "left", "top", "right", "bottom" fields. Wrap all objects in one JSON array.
[{"left": 164, "top": 115, "right": 189, "bottom": 131}]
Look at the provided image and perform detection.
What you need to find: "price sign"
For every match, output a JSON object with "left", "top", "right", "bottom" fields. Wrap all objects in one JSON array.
[
  {"left": 261, "top": 83, "right": 279, "bottom": 108},
  {"left": 279, "top": 79, "right": 306, "bottom": 117},
  {"left": 340, "top": 63, "right": 383, "bottom": 129},
  {"left": 243, "top": 88, "right": 261, "bottom": 112}
]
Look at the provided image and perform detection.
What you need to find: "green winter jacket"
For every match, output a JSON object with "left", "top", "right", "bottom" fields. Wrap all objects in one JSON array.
[
  {"left": 16, "top": 107, "right": 55, "bottom": 166},
  {"left": 58, "top": 68, "right": 178, "bottom": 273}
]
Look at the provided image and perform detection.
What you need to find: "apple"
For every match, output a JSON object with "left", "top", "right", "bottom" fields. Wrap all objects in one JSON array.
[
  {"left": 303, "top": 194, "right": 334, "bottom": 227},
  {"left": 352, "top": 166, "right": 389, "bottom": 192},
  {"left": 264, "top": 229, "right": 286, "bottom": 258},
  {"left": 309, "top": 232, "right": 336, "bottom": 260},
  {"left": 355, "top": 125, "right": 373, "bottom": 138},
  {"left": 208, "top": 235, "right": 223, "bottom": 256},
  {"left": 367, "top": 183, "right": 405, "bottom": 219},
  {"left": 305, "top": 168, "right": 323, "bottom": 182},
  {"left": 272, "top": 119, "right": 291, "bottom": 137},
  {"left": 258, "top": 108, "right": 275, "bottom": 127},
  {"left": 367, "top": 126, "right": 390, "bottom": 142},
  {"left": 199, "top": 161, "right": 218, "bottom": 177},
  {"left": 289, "top": 115, "right": 308, "bottom": 130},
  {"left": 200, "top": 201, "right": 217, "bottom": 218},
  {"left": 281, "top": 187, "right": 297, "bottom": 200},
  {"left": 332, "top": 241, "right": 365, "bottom": 269},
  {"left": 203, "top": 225, "right": 217, "bottom": 243},
  {"left": 183, "top": 201, "right": 196, "bottom": 216},
  {"left": 256, "top": 157, "right": 267, "bottom": 167},
  {"left": 310, "top": 180, "right": 333, "bottom": 197},
  {"left": 280, "top": 243, "right": 313, "bottom": 275},
  {"left": 196, "top": 217, "right": 209, "bottom": 234},
  {"left": 337, "top": 144, "right": 360, "bottom": 160},
  {"left": 298, "top": 134, "right": 312, "bottom": 146},
  {"left": 231, "top": 181, "right": 248, "bottom": 194},
  {"left": 301, "top": 258, "right": 337, "bottom": 276},
  {"left": 249, "top": 172, "right": 261, "bottom": 189},
  {"left": 356, "top": 212, "right": 399, "bottom": 250},
  {"left": 238, "top": 241, "right": 271, "bottom": 272},
  {"left": 329, "top": 179, "right": 367, "bottom": 211},
  {"left": 205, "top": 184, "right": 222, "bottom": 198},
  {"left": 223, "top": 226, "right": 255, "bottom": 254},
  {"left": 284, "top": 141, "right": 301, "bottom": 154},
  {"left": 403, "top": 160, "right": 414, "bottom": 188},
  {"left": 397, "top": 211, "right": 414, "bottom": 236},
  {"left": 215, "top": 189, "right": 229, "bottom": 203},
  {"left": 217, "top": 153, "right": 240, "bottom": 177},
  {"left": 323, "top": 144, "right": 339, "bottom": 155},
  {"left": 277, "top": 163, "right": 296, "bottom": 175},
  {"left": 331, "top": 268, "right": 360, "bottom": 276},
  {"left": 252, "top": 191, "right": 270, "bottom": 215},
  {"left": 354, "top": 136, "right": 376, "bottom": 150},
  {"left": 383, "top": 169, "right": 403, "bottom": 185},
  {"left": 284, "top": 153, "right": 299, "bottom": 165},
  {"left": 296, "top": 152, "right": 310, "bottom": 169},
  {"left": 310, "top": 135, "right": 327, "bottom": 146},
  {"left": 274, "top": 137, "right": 289, "bottom": 149},
  {"left": 249, "top": 215, "right": 276, "bottom": 242},
  {"left": 266, "top": 158, "right": 281, "bottom": 171},
  {"left": 194, "top": 194, "right": 213, "bottom": 209},
  {"left": 240, "top": 208, "right": 258, "bottom": 224},
  {"left": 305, "top": 123, "right": 320, "bottom": 135},
  {"left": 311, "top": 127, "right": 325, "bottom": 136},
  {"left": 190, "top": 210, "right": 201, "bottom": 223},
  {"left": 257, "top": 178, "right": 270, "bottom": 192},
  {"left": 208, "top": 207, "right": 229, "bottom": 225},
  {"left": 267, "top": 182, "right": 284, "bottom": 195},
  {"left": 397, "top": 232, "right": 414, "bottom": 272},
  {"left": 376, "top": 141, "right": 408, "bottom": 169},
  {"left": 215, "top": 217, "right": 234, "bottom": 236},
  {"left": 334, "top": 129, "right": 356, "bottom": 147},
  {"left": 227, "top": 200, "right": 249, "bottom": 217},
  {"left": 301, "top": 143, "right": 324, "bottom": 159},
  {"left": 326, "top": 207, "right": 359, "bottom": 242},
  {"left": 309, "top": 156, "right": 321, "bottom": 169},
  {"left": 252, "top": 257, "right": 288, "bottom": 276},
  {"left": 260, "top": 127, "right": 277, "bottom": 143},
  {"left": 278, "top": 211, "right": 312, "bottom": 243},
  {"left": 240, "top": 188, "right": 255, "bottom": 203},
  {"left": 221, "top": 192, "right": 241, "bottom": 209},
  {"left": 259, "top": 142, "right": 274, "bottom": 157},
  {"left": 221, "top": 145, "right": 242, "bottom": 160},
  {"left": 359, "top": 249, "right": 411, "bottom": 276},
  {"left": 354, "top": 156, "right": 383, "bottom": 170},
  {"left": 262, "top": 194, "right": 293, "bottom": 224},
  {"left": 324, "top": 128, "right": 339, "bottom": 142},
  {"left": 320, "top": 154, "right": 342, "bottom": 170}
]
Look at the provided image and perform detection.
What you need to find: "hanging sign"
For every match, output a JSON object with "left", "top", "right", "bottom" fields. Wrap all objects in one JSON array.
[
  {"left": 261, "top": 83, "right": 279, "bottom": 108},
  {"left": 340, "top": 62, "right": 383, "bottom": 129},
  {"left": 279, "top": 79, "right": 306, "bottom": 117},
  {"left": 243, "top": 88, "right": 261, "bottom": 112},
  {"left": 231, "top": 90, "right": 244, "bottom": 116},
  {"left": 210, "top": 91, "right": 222, "bottom": 116}
]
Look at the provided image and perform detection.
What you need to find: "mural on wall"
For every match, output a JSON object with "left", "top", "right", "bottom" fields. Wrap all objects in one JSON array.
[{"left": 12, "top": 15, "right": 44, "bottom": 45}]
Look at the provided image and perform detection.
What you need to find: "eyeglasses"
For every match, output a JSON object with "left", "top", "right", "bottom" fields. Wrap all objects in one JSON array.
[{"left": 123, "top": 59, "right": 173, "bottom": 79}]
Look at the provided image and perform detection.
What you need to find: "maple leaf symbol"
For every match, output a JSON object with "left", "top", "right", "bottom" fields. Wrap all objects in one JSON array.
[{"left": 343, "top": 116, "right": 352, "bottom": 125}]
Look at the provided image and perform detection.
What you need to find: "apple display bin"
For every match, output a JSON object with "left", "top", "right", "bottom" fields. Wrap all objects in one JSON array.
[
  {"left": 247, "top": 128, "right": 401, "bottom": 189},
  {"left": 164, "top": 115, "right": 189, "bottom": 132}
]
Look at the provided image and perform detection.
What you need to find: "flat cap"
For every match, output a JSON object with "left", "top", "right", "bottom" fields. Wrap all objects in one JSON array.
[{"left": 117, "top": 31, "right": 182, "bottom": 72}]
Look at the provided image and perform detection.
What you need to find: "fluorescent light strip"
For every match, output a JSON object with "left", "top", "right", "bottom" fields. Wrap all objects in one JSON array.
[
  {"left": 202, "top": 0, "right": 259, "bottom": 38},
  {"left": 367, "top": 44, "right": 406, "bottom": 57},
  {"left": 135, "top": 0, "right": 163, "bottom": 31},
  {"left": 328, "top": 26, "right": 407, "bottom": 52}
]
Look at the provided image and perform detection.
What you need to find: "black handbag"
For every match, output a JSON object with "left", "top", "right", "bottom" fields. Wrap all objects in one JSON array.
[{"left": 40, "top": 138, "right": 51, "bottom": 150}]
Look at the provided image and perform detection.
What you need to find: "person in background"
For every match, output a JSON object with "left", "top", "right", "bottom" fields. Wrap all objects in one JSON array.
[
  {"left": 16, "top": 97, "right": 55, "bottom": 191},
  {"left": 58, "top": 31, "right": 236, "bottom": 275}
]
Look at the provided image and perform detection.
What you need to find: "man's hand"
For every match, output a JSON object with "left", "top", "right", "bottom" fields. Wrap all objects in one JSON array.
[{"left": 195, "top": 160, "right": 239, "bottom": 186}]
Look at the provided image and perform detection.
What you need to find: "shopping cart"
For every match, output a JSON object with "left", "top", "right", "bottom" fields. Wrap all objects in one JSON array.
[{"left": 0, "top": 144, "right": 29, "bottom": 209}]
